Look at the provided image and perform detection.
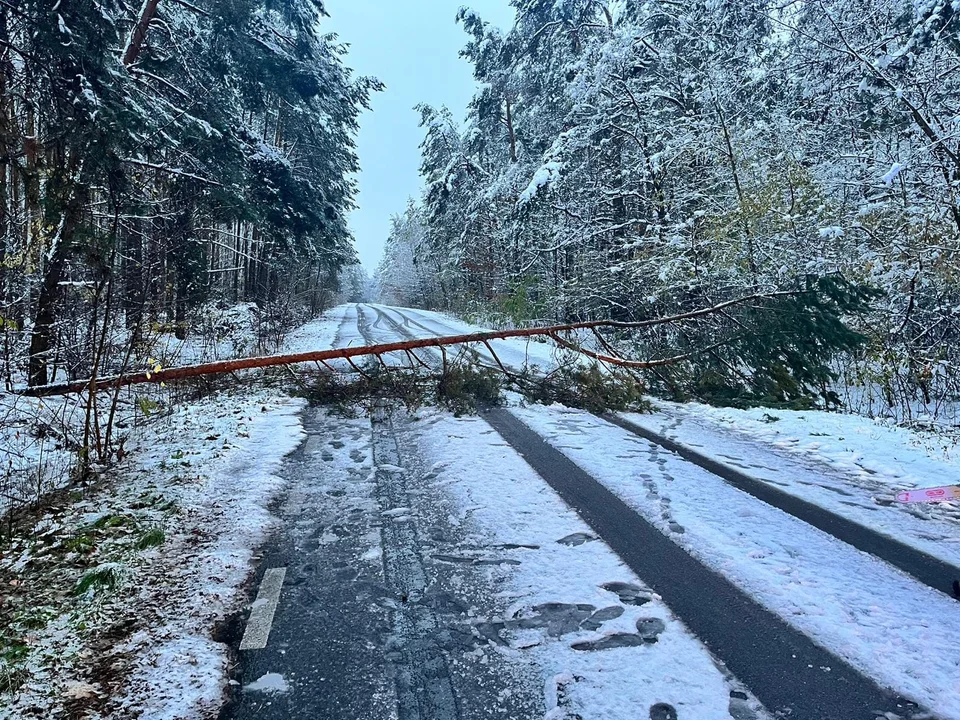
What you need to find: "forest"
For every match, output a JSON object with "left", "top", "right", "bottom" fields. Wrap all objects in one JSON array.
[
  {"left": 1, "top": 0, "right": 958, "bottom": 510},
  {"left": 377, "top": 0, "right": 960, "bottom": 423},
  {"left": 3, "top": 3, "right": 960, "bottom": 717},
  {"left": 0, "top": 0, "right": 377, "bottom": 392}
]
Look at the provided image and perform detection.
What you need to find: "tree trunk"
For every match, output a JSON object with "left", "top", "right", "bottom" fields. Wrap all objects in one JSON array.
[
  {"left": 122, "top": 221, "right": 145, "bottom": 343},
  {"left": 28, "top": 142, "right": 89, "bottom": 387},
  {"left": 504, "top": 95, "right": 518, "bottom": 163},
  {"left": 123, "top": 0, "right": 161, "bottom": 67},
  {"left": 21, "top": 288, "right": 803, "bottom": 397},
  {"left": 28, "top": 200, "right": 85, "bottom": 386}
]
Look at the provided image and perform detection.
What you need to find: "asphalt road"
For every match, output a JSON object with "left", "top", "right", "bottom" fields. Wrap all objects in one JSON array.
[
  {"left": 219, "top": 410, "right": 397, "bottom": 720},
  {"left": 483, "top": 407, "right": 927, "bottom": 720},
  {"left": 221, "top": 407, "right": 543, "bottom": 720},
  {"left": 221, "top": 304, "right": 943, "bottom": 720}
]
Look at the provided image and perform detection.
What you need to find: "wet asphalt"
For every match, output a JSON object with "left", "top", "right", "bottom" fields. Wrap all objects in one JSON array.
[
  {"left": 219, "top": 411, "right": 396, "bottom": 720},
  {"left": 221, "top": 406, "right": 543, "bottom": 720}
]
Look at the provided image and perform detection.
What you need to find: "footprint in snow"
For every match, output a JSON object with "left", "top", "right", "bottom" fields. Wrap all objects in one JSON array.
[
  {"left": 571, "top": 616, "right": 665, "bottom": 651},
  {"left": 649, "top": 703, "right": 677, "bottom": 720},
  {"left": 571, "top": 633, "right": 645, "bottom": 651},
  {"left": 600, "top": 581, "right": 652, "bottom": 606},
  {"left": 635, "top": 617, "right": 666, "bottom": 642},
  {"left": 579, "top": 606, "right": 624, "bottom": 631},
  {"left": 556, "top": 532, "right": 596, "bottom": 546}
]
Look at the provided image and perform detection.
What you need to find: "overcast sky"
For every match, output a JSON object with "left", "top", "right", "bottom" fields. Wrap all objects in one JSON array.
[{"left": 321, "top": 1, "right": 516, "bottom": 273}]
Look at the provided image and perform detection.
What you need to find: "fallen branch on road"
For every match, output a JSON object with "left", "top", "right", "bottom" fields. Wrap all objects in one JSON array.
[
  {"left": 17, "top": 286, "right": 857, "bottom": 399},
  {"left": 19, "top": 321, "right": 654, "bottom": 397}
]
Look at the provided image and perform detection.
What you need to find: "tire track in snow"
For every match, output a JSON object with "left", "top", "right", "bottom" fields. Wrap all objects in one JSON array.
[
  {"left": 357, "top": 305, "right": 461, "bottom": 720},
  {"left": 367, "top": 303, "right": 940, "bottom": 718},
  {"left": 370, "top": 406, "right": 461, "bottom": 720},
  {"left": 605, "top": 412, "right": 960, "bottom": 600}
]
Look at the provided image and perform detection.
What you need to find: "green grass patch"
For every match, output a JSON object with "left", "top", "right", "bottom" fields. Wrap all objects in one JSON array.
[
  {"left": 135, "top": 527, "right": 165, "bottom": 550},
  {"left": 0, "top": 636, "right": 29, "bottom": 694},
  {"left": 72, "top": 563, "right": 123, "bottom": 596},
  {"left": 92, "top": 514, "right": 127, "bottom": 530},
  {"left": 63, "top": 533, "right": 96, "bottom": 555}
]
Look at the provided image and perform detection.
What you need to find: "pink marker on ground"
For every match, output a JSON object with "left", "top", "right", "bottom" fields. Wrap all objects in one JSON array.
[{"left": 895, "top": 485, "right": 960, "bottom": 503}]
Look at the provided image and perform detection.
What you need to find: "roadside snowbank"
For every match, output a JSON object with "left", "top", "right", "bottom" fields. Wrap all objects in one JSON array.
[
  {"left": 640, "top": 400, "right": 960, "bottom": 490},
  {"left": 108, "top": 392, "right": 305, "bottom": 719}
]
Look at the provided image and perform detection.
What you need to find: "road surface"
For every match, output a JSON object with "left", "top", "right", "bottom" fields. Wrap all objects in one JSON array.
[{"left": 221, "top": 303, "right": 958, "bottom": 720}]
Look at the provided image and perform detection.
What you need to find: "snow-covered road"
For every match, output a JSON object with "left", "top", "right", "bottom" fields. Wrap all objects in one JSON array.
[{"left": 226, "top": 303, "right": 959, "bottom": 720}]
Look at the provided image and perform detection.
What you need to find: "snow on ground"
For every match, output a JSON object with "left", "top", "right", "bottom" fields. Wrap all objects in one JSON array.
[
  {"left": 381, "top": 303, "right": 960, "bottom": 561},
  {"left": 511, "top": 402, "right": 960, "bottom": 719},
  {"left": 410, "top": 409, "right": 766, "bottom": 720},
  {"left": 0, "top": 392, "right": 78, "bottom": 515},
  {"left": 621, "top": 403, "right": 960, "bottom": 567},
  {"left": 108, "top": 392, "right": 305, "bottom": 719},
  {"left": 0, "top": 389, "right": 304, "bottom": 719},
  {"left": 150, "top": 303, "right": 265, "bottom": 366},
  {"left": 643, "top": 400, "right": 960, "bottom": 490},
  {"left": 368, "top": 304, "right": 563, "bottom": 370},
  {"left": 152, "top": 301, "right": 345, "bottom": 367},
  {"left": 281, "top": 304, "right": 352, "bottom": 355},
  {"left": 0, "top": 304, "right": 354, "bottom": 718},
  {"left": 7, "top": 301, "right": 959, "bottom": 717}
]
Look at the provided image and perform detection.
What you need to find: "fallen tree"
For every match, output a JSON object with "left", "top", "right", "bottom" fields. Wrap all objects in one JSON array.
[
  {"left": 18, "top": 291, "right": 797, "bottom": 397},
  {"left": 19, "top": 277, "right": 880, "bottom": 405}
]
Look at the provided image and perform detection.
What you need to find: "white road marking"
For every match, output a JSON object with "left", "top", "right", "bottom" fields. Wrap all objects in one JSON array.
[{"left": 239, "top": 567, "right": 286, "bottom": 651}]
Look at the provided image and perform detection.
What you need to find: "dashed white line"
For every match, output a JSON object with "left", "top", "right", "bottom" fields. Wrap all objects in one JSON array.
[{"left": 239, "top": 567, "right": 286, "bottom": 651}]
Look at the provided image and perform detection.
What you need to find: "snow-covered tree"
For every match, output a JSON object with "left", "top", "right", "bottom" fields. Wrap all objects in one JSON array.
[
  {"left": 0, "top": 0, "right": 379, "bottom": 386},
  {"left": 386, "top": 0, "right": 960, "bottom": 413}
]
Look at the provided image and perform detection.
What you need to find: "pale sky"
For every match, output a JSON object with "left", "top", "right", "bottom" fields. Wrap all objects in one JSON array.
[{"left": 321, "top": 1, "right": 516, "bottom": 273}]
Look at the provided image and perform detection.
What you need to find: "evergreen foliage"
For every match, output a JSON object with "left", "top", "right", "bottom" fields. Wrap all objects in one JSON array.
[
  {"left": 0, "top": 0, "right": 380, "bottom": 386},
  {"left": 377, "top": 0, "right": 960, "bottom": 415},
  {"left": 647, "top": 277, "right": 884, "bottom": 407}
]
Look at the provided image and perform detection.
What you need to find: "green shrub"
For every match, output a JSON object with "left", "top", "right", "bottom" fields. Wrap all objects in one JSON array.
[{"left": 92, "top": 514, "right": 126, "bottom": 530}]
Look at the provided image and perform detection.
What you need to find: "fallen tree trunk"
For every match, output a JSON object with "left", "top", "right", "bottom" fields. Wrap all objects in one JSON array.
[
  {"left": 122, "top": 0, "right": 162, "bottom": 67},
  {"left": 19, "top": 326, "right": 617, "bottom": 397},
  {"left": 18, "top": 291, "right": 800, "bottom": 397}
]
